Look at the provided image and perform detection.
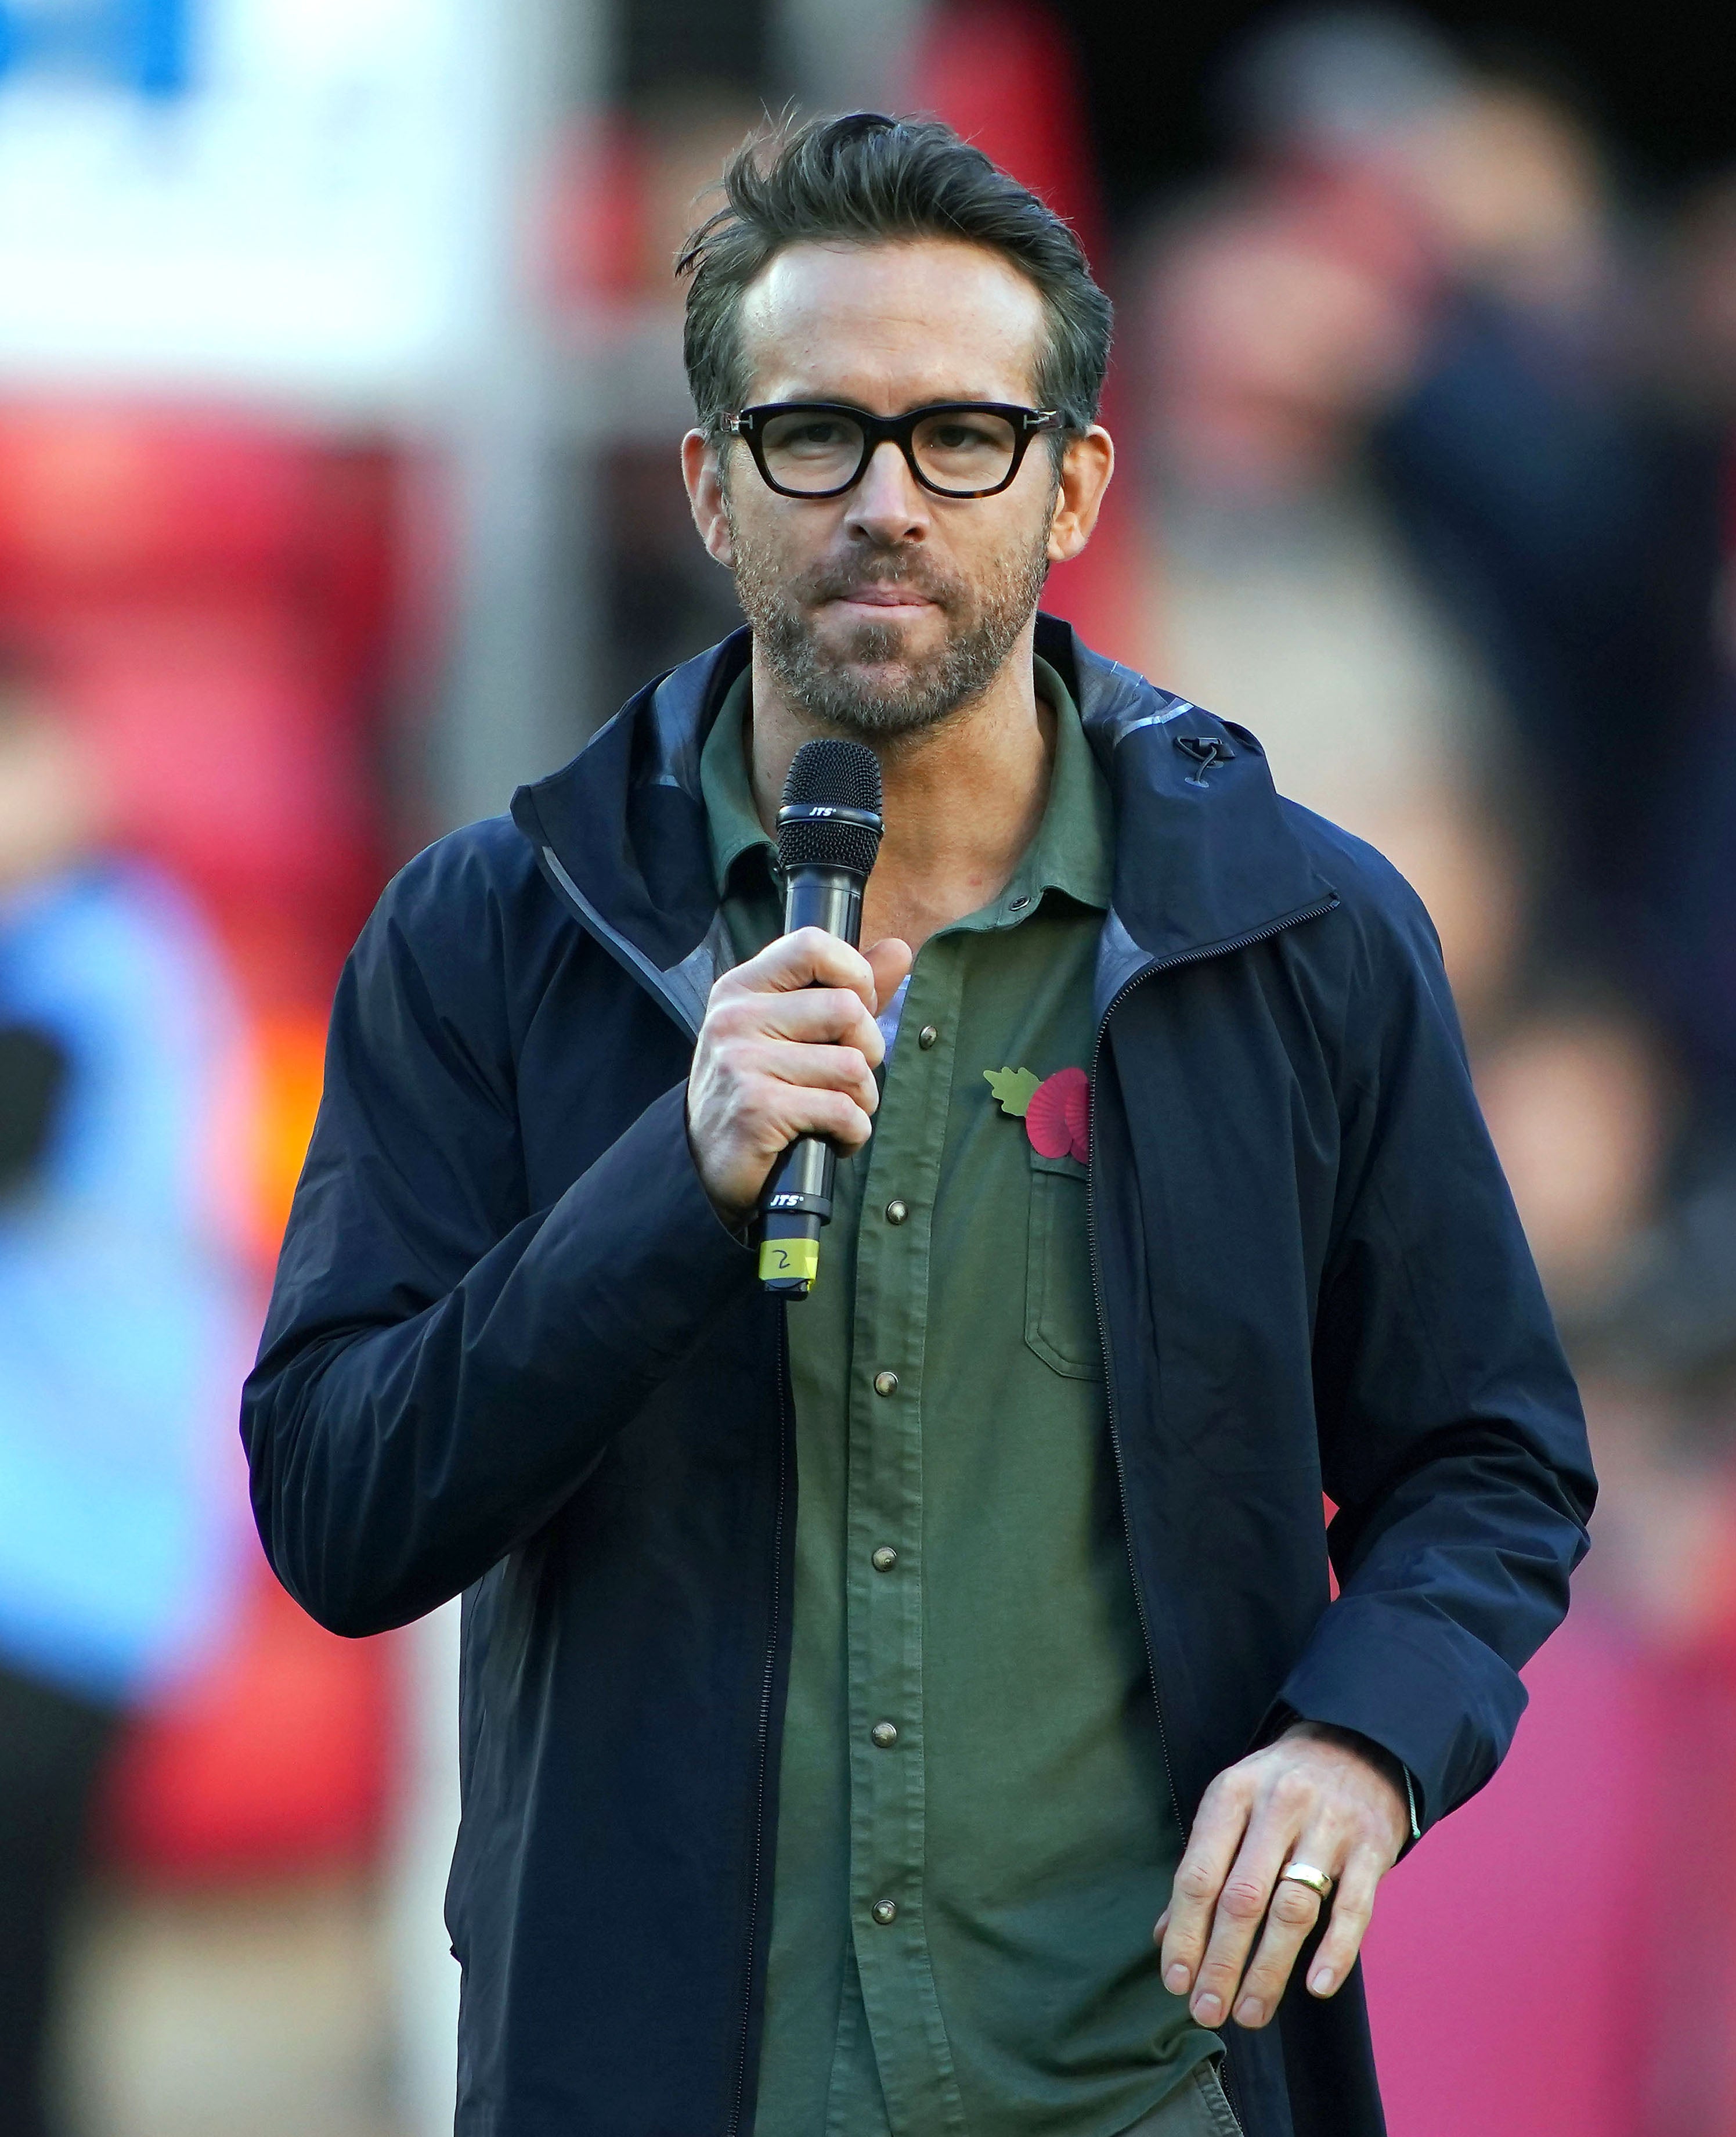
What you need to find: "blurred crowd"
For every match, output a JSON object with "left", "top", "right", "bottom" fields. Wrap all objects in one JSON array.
[
  {"left": 1128, "top": 14, "right": 1736, "bottom": 1675},
  {"left": 1124, "top": 13, "right": 1736, "bottom": 1652},
  {"left": 6, "top": 4, "right": 1736, "bottom": 2135}
]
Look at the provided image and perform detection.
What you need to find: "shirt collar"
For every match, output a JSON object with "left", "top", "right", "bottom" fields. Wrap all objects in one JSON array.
[
  {"left": 699, "top": 666, "right": 771, "bottom": 899},
  {"left": 698, "top": 654, "right": 1114, "bottom": 916},
  {"left": 1015, "top": 654, "right": 1114, "bottom": 915}
]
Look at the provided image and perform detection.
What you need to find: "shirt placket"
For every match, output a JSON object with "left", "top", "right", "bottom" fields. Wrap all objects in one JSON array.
[{"left": 840, "top": 936, "right": 970, "bottom": 2137}]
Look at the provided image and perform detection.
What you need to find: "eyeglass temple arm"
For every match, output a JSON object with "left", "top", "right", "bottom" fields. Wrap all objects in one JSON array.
[{"left": 727, "top": 406, "right": 1059, "bottom": 434}]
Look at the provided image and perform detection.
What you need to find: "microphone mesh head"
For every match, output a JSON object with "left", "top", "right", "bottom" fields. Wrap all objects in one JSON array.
[
  {"left": 781, "top": 737, "right": 882, "bottom": 812},
  {"left": 777, "top": 739, "right": 884, "bottom": 875}
]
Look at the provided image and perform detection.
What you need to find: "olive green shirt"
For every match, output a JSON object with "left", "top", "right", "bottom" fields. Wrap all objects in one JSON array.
[{"left": 701, "top": 663, "right": 1217, "bottom": 2137}]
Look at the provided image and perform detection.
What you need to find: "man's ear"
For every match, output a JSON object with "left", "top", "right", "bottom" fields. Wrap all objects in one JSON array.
[
  {"left": 1046, "top": 426, "right": 1114, "bottom": 564},
  {"left": 683, "top": 429, "right": 736, "bottom": 568}
]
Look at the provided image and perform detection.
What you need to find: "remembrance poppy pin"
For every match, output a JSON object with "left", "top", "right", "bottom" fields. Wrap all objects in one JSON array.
[{"left": 984, "top": 1064, "right": 1089, "bottom": 1164}]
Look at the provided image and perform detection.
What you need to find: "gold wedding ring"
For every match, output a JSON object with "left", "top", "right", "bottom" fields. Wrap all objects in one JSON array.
[{"left": 1277, "top": 1859, "right": 1334, "bottom": 1900}]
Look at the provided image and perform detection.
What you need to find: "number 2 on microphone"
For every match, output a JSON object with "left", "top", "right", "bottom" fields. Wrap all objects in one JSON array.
[{"left": 757, "top": 1235, "right": 821, "bottom": 1285}]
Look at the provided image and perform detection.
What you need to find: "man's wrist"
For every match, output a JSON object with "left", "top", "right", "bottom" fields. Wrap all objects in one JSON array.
[
  {"left": 1279, "top": 1718, "right": 1419, "bottom": 1843},
  {"left": 683, "top": 1097, "right": 757, "bottom": 1240}
]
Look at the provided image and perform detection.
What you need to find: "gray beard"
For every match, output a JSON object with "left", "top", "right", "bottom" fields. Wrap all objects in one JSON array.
[{"left": 727, "top": 514, "right": 1052, "bottom": 741}]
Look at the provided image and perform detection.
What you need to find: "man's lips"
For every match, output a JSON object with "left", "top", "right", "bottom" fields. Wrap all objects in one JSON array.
[{"left": 824, "top": 587, "right": 939, "bottom": 610}]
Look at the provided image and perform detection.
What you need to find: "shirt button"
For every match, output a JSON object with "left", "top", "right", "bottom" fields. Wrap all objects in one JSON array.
[
  {"left": 871, "top": 1899, "right": 898, "bottom": 1926},
  {"left": 918, "top": 1024, "right": 939, "bottom": 1050},
  {"left": 873, "top": 1370, "right": 898, "bottom": 1397},
  {"left": 871, "top": 1721, "right": 898, "bottom": 1749},
  {"left": 885, "top": 1198, "right": 908, "bottom": 1225},
  {"left": 1008, "top": 893, "right": 1031, "bottom": 910},
  {"left": 871, "top": 1545, "right": 898, "bottom": 1572}
]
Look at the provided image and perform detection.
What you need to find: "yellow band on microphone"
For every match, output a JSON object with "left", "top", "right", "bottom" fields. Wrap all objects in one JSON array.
[{"left": 758, "top": 1237, "right": 820, "bottom": 1284}]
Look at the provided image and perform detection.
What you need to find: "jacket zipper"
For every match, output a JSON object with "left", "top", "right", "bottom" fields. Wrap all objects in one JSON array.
[
  {"left": 728, "top": 1311, "right": 793, "bottom": 2137},
  {"left": 1087, "top": 896, "right": 1336, "bottom": 2124},
  {"left": 535, "top": 842, "right": 702, "bottom": 1039}
]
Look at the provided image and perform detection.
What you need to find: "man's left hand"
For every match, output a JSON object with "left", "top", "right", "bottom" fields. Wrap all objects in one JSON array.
[{"left": 1154, "top": 1721, "right": 1410, "bottom": 2031}]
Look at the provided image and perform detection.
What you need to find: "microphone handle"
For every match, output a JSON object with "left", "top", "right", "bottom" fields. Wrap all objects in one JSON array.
[{"left": 758, "top": 864, "right": 866, "bottom": 1298}]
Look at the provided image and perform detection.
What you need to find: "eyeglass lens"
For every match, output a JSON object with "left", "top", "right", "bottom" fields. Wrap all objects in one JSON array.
[{"left": 759, "top": 408, "right": 1022, "bottom": 495}]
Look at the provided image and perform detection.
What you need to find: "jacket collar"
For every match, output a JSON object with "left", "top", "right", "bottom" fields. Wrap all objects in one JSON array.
[{"left": 511, "top": 617, "right": 1336, "bottom": 1036}]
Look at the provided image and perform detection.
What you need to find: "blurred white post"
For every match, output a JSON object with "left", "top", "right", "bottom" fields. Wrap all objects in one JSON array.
[
  {"left": 389, "top": 1599, "right": 464, "bottom": 2136},
  {"left": 431, "top": 0, "right": 609, "bottom": 832}
]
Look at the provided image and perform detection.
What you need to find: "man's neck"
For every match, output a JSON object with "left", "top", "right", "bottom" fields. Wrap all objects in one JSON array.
[{"left": 745, "top": 621, "right": 1055, "bottom": 953}]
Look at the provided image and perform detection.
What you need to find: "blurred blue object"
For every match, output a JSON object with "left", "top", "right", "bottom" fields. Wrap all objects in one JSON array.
[
  {"left": 0, "top": 862, "right": 247, "bottom": 1706},
  {"left": 0, "top": 0, "right": 192, "bottom": 100}
]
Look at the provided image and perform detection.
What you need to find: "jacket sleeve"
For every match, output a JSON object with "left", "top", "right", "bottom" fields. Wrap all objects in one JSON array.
[
  {"left": 1279, "top": 856, "right": 1596, "bottom": 1833},
  {"left": 240, "top": 841, "right": 755, "bottom": 1637}
]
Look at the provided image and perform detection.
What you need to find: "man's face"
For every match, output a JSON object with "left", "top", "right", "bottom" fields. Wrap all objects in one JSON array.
[{"left": 688, "top": 238, "right": 1068, "bottom": 740}]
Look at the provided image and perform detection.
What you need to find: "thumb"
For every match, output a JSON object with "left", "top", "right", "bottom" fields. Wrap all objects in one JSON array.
[{"left": 865, "top": 938, "right": 913, "bottom": 1015}]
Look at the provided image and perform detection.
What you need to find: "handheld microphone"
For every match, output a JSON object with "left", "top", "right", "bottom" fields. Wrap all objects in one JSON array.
[{"left": 757, "top": 737, "right": 885, "bottom": 1298}]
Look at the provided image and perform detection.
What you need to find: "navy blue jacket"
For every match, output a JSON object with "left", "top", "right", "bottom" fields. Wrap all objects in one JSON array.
[{"left": 243, "top": 618, "right": 1594, "bottom": 2137}]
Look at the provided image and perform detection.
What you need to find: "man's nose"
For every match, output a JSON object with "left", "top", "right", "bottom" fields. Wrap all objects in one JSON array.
[{"left": 844, "top": 440, "right": 930, "bottom": 545}]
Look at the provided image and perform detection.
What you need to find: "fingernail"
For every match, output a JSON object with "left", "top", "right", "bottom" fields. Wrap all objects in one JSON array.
[
  {"left": 1193, "top": 1993, "right": 1222, "bottom": 2024},
  {"left": 1236, "top": 1998, "right": 1262, "bottom": 2027},
  {"left": 1164, "top": 1963, "right": 1189, "bottom": 1994},
  {"left": 1310, "top": 1967, "right": 1334, "bottom": 1995}
]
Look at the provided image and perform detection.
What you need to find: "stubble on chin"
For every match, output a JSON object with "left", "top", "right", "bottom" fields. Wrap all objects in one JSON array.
[{"left": 725, "top": 507, "right": 1052, "bottom": 742}]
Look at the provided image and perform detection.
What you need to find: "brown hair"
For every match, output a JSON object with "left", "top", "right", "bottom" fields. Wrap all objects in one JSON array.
[{"left": 676, "top": 111, "right": 1113, "bottom": 447}]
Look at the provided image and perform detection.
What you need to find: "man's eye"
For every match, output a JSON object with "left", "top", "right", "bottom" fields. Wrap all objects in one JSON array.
[
  {"left": 787, "top": 420, "right": 851, "bottom": 449},
  {"left": 929, "top": 423, "right": 997, "bottom": 452}
]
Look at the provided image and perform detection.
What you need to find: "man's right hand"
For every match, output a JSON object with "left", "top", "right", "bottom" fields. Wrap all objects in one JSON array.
[{"left": 687, "top": 928, "right": 914, "bottom": 1229}]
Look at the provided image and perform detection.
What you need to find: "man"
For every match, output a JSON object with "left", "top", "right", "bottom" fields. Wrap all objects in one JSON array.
[
  {"left": 244, "top": 114, "right": 1593, "bottom": 2137},
  {"left": 0, "top": 653, "right": 244, "bottom": 2137}
]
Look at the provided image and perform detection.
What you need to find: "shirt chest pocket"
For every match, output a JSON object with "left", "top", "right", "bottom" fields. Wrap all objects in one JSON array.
[{"left": 1024, "top": 1149, "right": 1103, "bottom": 1379}]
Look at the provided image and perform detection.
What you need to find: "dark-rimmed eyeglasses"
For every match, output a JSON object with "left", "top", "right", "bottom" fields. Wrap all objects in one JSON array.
[{"left": 722, "top": 401, "right": 1065, "bottom": 499}]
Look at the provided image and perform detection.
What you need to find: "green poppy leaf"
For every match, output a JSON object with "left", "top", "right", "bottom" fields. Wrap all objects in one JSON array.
[{"left": 983, "top": 1064, "right": 1041, "bottom": 1117}]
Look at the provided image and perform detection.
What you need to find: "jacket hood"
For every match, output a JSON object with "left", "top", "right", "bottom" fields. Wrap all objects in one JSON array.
[{"left": 511, "top": 616, "right": 1337, "bottom": 1030}]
